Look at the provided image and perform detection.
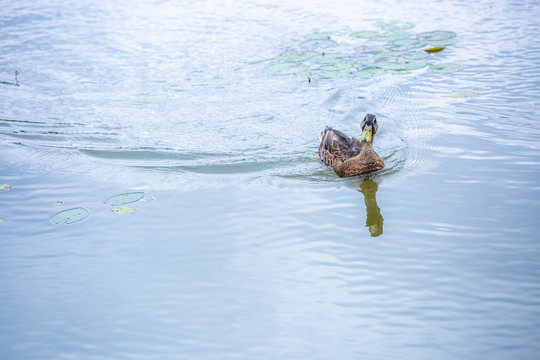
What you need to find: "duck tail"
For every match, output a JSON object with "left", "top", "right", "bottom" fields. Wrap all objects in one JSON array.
[{"left": 319, "top": 126, "right": 332, "bottom": 141}]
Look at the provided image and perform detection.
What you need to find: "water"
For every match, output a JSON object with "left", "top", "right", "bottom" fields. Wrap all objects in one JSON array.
[{"left": 1, "top": 0, "right": 540, "bottom": 359}]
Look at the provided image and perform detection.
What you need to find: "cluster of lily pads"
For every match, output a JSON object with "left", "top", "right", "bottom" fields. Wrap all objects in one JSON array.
[
  {"left": 263, "top": 21, "right": 462, "bottom": 79},
  {"left": 0, "top": 184, "right": 154, "bottom": 225}
]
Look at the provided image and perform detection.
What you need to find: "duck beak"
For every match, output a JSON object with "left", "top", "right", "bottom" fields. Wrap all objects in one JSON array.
[{"left": 361, "top": 125, "right": 373, "bottom": 142}]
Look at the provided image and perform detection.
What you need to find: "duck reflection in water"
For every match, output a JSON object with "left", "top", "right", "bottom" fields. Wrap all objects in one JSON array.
[{"left": 359, "top": 179, "right": 383, "bottom": 237}]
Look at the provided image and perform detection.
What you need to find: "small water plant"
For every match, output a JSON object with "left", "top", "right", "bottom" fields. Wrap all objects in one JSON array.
[
  {"left": 0, "top": 71, "right": 20, "bottom": 86},
  {"left": 263, "top": 21, "right": 462, "bottom": 79}
]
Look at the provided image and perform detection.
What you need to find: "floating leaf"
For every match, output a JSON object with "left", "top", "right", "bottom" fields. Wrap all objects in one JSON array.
[
  {"left": 263, "top": 61, "right": 308, "bottom": 75},
  {"left": 112, "top": 206, "right": 136, "bottom": 215},
  {"left": 428, "top": 38, "right": 459, "bottom": 47},
  {"left": 376, "top": 58, "right": 427, "bottom": 71},
  {"left": 428, "top": 63, "right": 463, "bottom": 73},
  {"left": 141, "top": 196, "right": 156, "bottom": 202},
  {"left": 402, "top": 51, "right": 429, "bottom": 60},
  {"left": 452, "top": 91, "right": 480, "bottom": 98},
  {"left": 305, "top": 29, "right": 334, "bottom": 40},
  {"left": 299, "top": 39, "right": 337, "bottom": 50},
  {"left": 320, "top": 62, "right": 352, "bottom": 71},
  {"left": 354, "top": 67, "right": 386, "bottom": 78},
  {"left": 52, "top": 207, "right": 90, "bottom": 224},
  {"left": 0, "top": 184, "right": 12, "bottom": 191},
  {"left": 317, "top": 70, "right": 355, "bottom": 79},
  {"left": 104, "top": 192, "right": 145, "bottom": 206},
  {"left": 373, "top": 51, "right": 399, "bottom": 61},
  {"left": 376, "top": 21, "right": 414, "bottom": 31},
  {"left": 376, "top": 31, "right": 410, "bottom": 42},
  {"left": 355, "top": 45, "right": 386, "bottom": 53},
  {"left": 309, "top": 52, "right": 349, "bottom": 64},
  {"left": 388, "top": 38, "right": 428, "bottom": 51},
  {"left": 417, "top": 31, "right": 456, "bottom": 42},
  {"left": 424, "top": 46, "right": 445, "bottom": 53},
  {"left": 350, "top": 31, "right": 379, "bottom": 38},
  {"left": 279, "top": 50, "right": 318, "bottom": 61}
]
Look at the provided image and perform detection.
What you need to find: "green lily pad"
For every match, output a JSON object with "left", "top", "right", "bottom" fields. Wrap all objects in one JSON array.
[
  {"left": 428, "top": 38, "right": 459, "bottom": 47},
  {"left": 320, "top": 62, "right": 352, "bottom": 71},
  {"left": 452, "top": 91, "right": 480, "bottom": 98},
  {"left": 376, "top": 59, "right": 427, "bottom": 71},
  {"left": 317, "top": 69, "right": 355, "bottom": 79},
  {"left": 402, "top": 51, "right": 429, "bottom": 60},
  {"left": 388, "top": 38, "right": 428, "bottom": 51},
  {"left": 112, "top": 206, "right": 136, "bottom": 215},
  {"left": 350, "top": 31, "right": 379, "bottom": 38},
  {"left": 376, "top": 31, "right": 410, "bottom": 42},
  {"left": 354, "top": 67, "right": 386, "bottom": 78},
  {"left": 355, "top": 45, "right": 386, "bottom": 53},
  {"left": 0, "top": 184, "right": 12, "bottom": 191},
  {"left": 428, "top": 63, "right": 463, "bottom": 73},
  {"left": 309, "top": 52, "right": 349, "bottom": 64},
  {"left": 299, "top": 39, "right": 337, "bottom": 50},
  {"left": 305, "top": 29, "right": 334, "bottom": 40},
  {"left": 279, "top": 50, "right": 318, "bottom": 61},
  {"left": 376, "top": 21, "right": 414, "bottom": 31},
  {"left": 373, "top": 51, "right": 400, "bottom": 61},
  {"left": 263, "top": 61, "right": 308, "bottom": 75},
  {"left": 141, "top": 196, "right": 156, "bottom": 202},
  {"left": 104, "top": 192, "right": 145, "bottom": 206},
  {"left": 52, "top": 207, "right": 90, "bottom": 224},
  {"left": 417, "top": 31, "right": 456, "bottom": 42}
]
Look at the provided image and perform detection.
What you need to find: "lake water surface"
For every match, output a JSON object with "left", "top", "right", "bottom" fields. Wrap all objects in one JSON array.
[{"left": 1, "top": 0, "right": 540, "bottom": 359}]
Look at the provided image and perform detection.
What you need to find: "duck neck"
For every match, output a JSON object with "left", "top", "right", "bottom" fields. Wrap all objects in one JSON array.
[{"left": 359, "top": 140, "right": 374, "bottom": 155}]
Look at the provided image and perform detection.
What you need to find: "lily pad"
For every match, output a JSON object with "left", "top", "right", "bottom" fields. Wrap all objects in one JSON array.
[
  {"left": 309, "top": 52, "right": 349, "bottom": 64},
  {"left": 317, "top": 70, "right": 355, "bottom": 79},
  {"left": 320, "top": 62, "right": 352, "bottom": 71},
  {"left": 263, "top": 61, "right": 308, "bottom": 75},
  {"left": 355, "top": 45, "right": 386, "bottom": 53},
  {"left": 428, "top": 38, "right": 459, "bottom": 47},
  {"left": 354, "top": 67, "right": 386, "bottom": 78},
  {"left": 452, "top": 91, "right": 480, "bottom": 98},
  {"left": 428, "top": 63, "right": 463, "bottom": 73},
  {"left": 299, "top": 39, "right": 337, "bottom": 50},
  {"left": 305, "top": 29, "right": 334, "bottom": 40},
  {"left": 376, "top": 59, "right": 427, "bottom": 71},
  {"left": 112, "top": 206, "right": 136, "bottom": 215},
  {"left": 279, "top": 50, "right": 318, "bottom": 61},
  {"left": 52, "top": 207, "right": 90, "bottom": 224},
  {"left": 351, "top": 31, "right": 379, "bottom": 38},
  {"left": 376, "top": 21, "right": 414, "bottom": 31},
  {"left": 417, "top": 31, "right": 456, "bottom": 42},
  {"left": 376, "top": 31, "right": 410, "bottom": 42},
  {"left": 402, "top": 51, "right": 429, "bottom": 60},
  {"left": 141, "top": 196, "right": 156, "bottom": 202},
  {"left": 0, "top": 184, "right": 12, "bottom": 191},
  {"left": 373, "top": 51, "right": 399, "bottom": 61},
  {"left": 388, "top": 38, "right": 428, "bottom": 51},
  {"left": 104, "top": 192, "right": 145, "bottom": 206}
]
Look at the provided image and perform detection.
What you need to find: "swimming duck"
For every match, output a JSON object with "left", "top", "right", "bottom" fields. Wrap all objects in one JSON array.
[{"left": 318, "top": 113, "right": 384, "bottom": 177}]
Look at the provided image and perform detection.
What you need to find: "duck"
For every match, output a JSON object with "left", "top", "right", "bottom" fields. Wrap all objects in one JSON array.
[{"left": 318, "top": 113, "right": 384, "bottom": 177}]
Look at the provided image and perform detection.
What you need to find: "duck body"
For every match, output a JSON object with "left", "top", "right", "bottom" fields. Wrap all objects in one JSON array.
[{"left": 318, "top": 114, "right": 384, "bottom": 177}]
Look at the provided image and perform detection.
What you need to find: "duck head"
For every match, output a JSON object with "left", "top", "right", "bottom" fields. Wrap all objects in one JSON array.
[{"left": 361, "top": 113, "right": 378, "bottom": 143}]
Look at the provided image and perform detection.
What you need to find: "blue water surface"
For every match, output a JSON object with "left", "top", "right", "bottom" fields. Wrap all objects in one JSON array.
[{"left": 1, "top": 0, "right": 540, "bottom": 359}]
